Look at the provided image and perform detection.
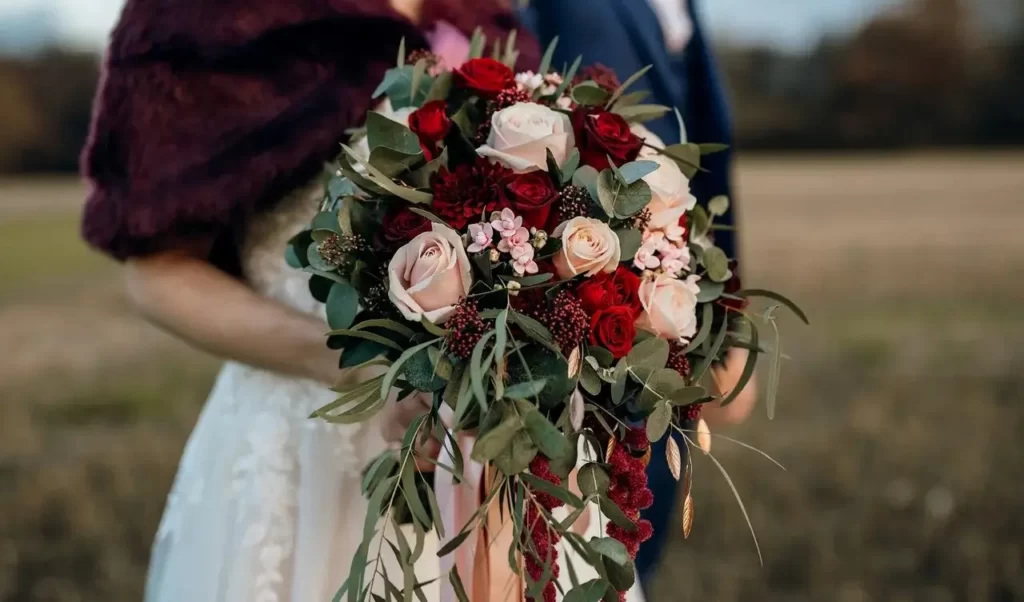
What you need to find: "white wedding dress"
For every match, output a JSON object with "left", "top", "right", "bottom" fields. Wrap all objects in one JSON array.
[{"left": 143, "top": 179, "right": 646, "bottom": 602}]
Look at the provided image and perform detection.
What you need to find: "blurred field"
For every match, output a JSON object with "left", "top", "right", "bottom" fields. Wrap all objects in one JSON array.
[{"left": 2, "top": 154, "right": 1024, "bottom": 602}]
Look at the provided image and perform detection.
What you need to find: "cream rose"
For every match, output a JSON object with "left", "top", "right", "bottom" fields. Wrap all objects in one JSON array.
[
  {"left": 631, "top": 123, "right": 665, "bottom": 158},
  {"left": 636, "top": 274, "right": 701, "bottom": 341},
  {"left": 643, "top": 154, "right": 696, "bottom": 233},
  {"left": 477, "top": 102, "right": 575, "bottom": 172},
  {"left": 552, "top": 217, "right": 621, "bottom": 278},
  {"left": 388, "top": 223, "right": 472, "bottom": 324}
]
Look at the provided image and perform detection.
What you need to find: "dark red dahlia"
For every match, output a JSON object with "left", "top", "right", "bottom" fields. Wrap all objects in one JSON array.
[
  {"left": 430, "top": 156, "right": 511, "bottom": 230},
  {"left": 444, "top": 299, "right": 487, "bottom": 359},
  {"left": 574, "top": 63, "right": 622, "bottom": 93}
]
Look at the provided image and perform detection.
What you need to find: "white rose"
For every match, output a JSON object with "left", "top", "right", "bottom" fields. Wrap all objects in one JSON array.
[
  {"left": 636, "top": 274, "right": 701, "bottom": 342},
  {"left": 642, "top": 154, "right": 696, "bottom": 234},
  {"left": 388, "top": 223, "right": 473, "bottom": 324},
  {"left": 631, "top": 123, "right": 665, "bottom": 158},
  {"left": 477, "top": 102, "right": 575, "bottom": 172}
]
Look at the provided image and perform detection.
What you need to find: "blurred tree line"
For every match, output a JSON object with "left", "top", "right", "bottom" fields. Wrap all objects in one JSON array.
[
  {"left": 721, "top": 0, "right": 1024, "bottom": 149},
  {"left": 0, "top": 0, "right": 1022, "bottom": 174}
]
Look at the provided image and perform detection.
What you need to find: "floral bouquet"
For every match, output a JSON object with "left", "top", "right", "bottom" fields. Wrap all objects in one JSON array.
[{"left": 287, "top": 32, "right": 807, "bottom": 602}]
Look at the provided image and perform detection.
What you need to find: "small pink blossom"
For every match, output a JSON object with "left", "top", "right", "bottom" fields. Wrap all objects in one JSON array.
[
  {"left": 467, "top": 222, "right": 494, "bottom": 253},
  {"left": 510, "top": 242, "right": 539, "bottom": 275},
  {"left": 491, "top": 208, "right": 523, "bottom": 239},
  {"left": 634, "top": 241, "right": 661, "bottom": 270},
  {"left": 497, "top": 226, "right": 531, "bottom": 253}
]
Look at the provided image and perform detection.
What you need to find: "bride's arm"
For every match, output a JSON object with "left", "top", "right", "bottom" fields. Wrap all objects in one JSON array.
[{"left": 124, "top": 248, "right": 341, "bottom": 385}]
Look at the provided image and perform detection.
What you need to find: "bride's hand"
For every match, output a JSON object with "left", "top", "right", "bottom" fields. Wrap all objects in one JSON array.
[
  {"left": 705, "top": 348, "right": 758, "bottom": 426},
  {"left": 380, "top": 390, "right": 442, "bottom": 472}
]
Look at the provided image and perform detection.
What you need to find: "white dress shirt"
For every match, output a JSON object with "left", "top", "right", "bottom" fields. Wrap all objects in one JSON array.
[{"left": 646, "top": 0, "right": 694, "bottom": 54}]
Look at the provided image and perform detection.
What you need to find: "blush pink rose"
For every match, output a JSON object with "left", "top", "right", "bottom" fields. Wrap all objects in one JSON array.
[
  {"left": 552, "top": 217, "right": 622, "bottom": 279},
  {"left": 388, "top": 223, "right": 472, "bottom": 323},
  {"left": 635, "top": 274, "right": 701, "bottom": 341}
]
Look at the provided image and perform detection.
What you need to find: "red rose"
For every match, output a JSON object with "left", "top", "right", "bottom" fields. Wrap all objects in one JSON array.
[
  {"left": 609, "top": 267, "right": 643, "bottom": 316},
  {"left": 589, "top": 305, "right": 637, "bottom": 358},
  {"left": 571, "top": 107, "right": 643, "bottom": 170},
  {"left": 575, "top": 266, "right": 643, "bottom": 316},
  {"left": 455, "top": 58, "right": 515, "bottom": 99},
  {"left": 502, "top": 172, "right": 559, "bottom": 230},
  {"left": 408, "top": 100, "right": 451, "bottom": 160},
  {"left": 381, "top": 206, "right": 431, "bottom": 248}
]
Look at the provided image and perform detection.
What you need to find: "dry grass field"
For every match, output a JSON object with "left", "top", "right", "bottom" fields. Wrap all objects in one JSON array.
[{"left": 2, "top": 153, "right": 1023, "bottom": 602}]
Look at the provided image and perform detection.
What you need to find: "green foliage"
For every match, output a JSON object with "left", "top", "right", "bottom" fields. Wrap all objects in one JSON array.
[
  {"left": 325, "top": 281, "right": 359, "bottom": 330},
  {"left": 572, "top": 82, "right": 611, "bottom": 106}
]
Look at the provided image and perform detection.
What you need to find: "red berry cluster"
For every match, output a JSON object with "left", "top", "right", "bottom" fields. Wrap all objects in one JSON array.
[
  {"left": 606, "top": 429, "right": 655, "bottom": 599},
  {"left": 682, "top": 403, "right": 703, "bottom": 423},
  {"left": 524, "top": 456, "right": 563, "bottom": 602},
  {"left": 574, "top": 63, "right": 622, "bottom": 93},
  {"left": 496, "top": 87, "right": 534, "bottom": 111},
  {"left": 534, "top": 291, "right": 590, "bottom": 354},
  {"left": 444, "top": 298, "right": 487, "bottom": 359},
  {"left": 667, "top": 343, "right": 692, "bottom": 378}
]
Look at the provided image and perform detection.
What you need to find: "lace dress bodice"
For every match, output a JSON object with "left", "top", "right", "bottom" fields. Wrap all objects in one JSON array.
[{"left": 240, "top": 178, "right": 326, "bottom": 318}]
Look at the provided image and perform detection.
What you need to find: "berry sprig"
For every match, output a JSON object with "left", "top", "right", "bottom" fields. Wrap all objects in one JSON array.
[
  {"left": 605, "top": 428, "right": 655, "bottom": 601},
  {"left": 524, "top": 456, "right": 563, "bottom": 602}
]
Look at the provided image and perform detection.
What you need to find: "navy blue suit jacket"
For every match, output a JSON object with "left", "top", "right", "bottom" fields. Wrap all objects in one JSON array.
[{"left": 519, "top": 0, "right": 738, "bottom": 586}]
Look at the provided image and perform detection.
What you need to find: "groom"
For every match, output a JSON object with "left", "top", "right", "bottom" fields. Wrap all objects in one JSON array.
[{"left": 519, "top": 0, "right": 746, "bottom": 592}]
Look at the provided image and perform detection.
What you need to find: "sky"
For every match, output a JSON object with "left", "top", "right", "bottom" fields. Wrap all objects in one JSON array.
[{"left": 0, "top": 0, "right": 902, "bottom": 53}]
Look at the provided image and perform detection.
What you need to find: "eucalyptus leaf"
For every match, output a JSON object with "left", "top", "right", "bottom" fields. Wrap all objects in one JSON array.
[
  {"left": 564, "top": 580, "right": 608, "bottom": 602},
  {"left": 577, "top": 463, "right": 610, "bottom": 496},
  {"left": 538, "top": 36, "right": 559, "bottom": 77},
  {"left": 702, "top": 246, "right": 732, "bottom": 282},
  {"left": 617, "top": 160, "right": 659, "bottom": 185},
  {"left": 494, "top": 430, "right": 538, "bottom": 475},
  {"left": 736, "top": 289, "right": 811, "bottom": 325},
  {"left": 615, "top": 229, "right": 642, "bottom": 262},
  {"left": 646, "top": 402, "right": 672, "bottom": 441},
  {"left": 590, "top": 537, "right": 632, "bottom": 567},
  {"left": 720, "top": 319, "right": 759, "bottom": 408},
  {"left": 424, "top": 71, "right": 453, "bottom": 102},
  {"left": 572, "top": 81, "right": 611, "bottom": 106},
  {"left": 708, "top": 195, "right": 731, "bottom": 217},
  {"left": 697, "top": 280, "right": 725, "bottom": 303},
  {"left": 521, "top": 474, "right": 584, "bottom": 508},
  {"left": 471, "top": 413, "right": 521, "bottom": 463},
  {"left": 613, "top": 180, "right": 652, "bottom": 218},
  {"left": 381, "top": 339, "right": 442, "bottom": 401},
  {"left": 518, "top": 400, "right": 572, "bottom": 461},
  {"left": 680, "top": 303, "right": 715, "bottom": 354},
  {"left": 572, "top": 165, "right": 601, "bottom": 205},
  {"left": 560, "top": 148, "right": 581, "bottom": 184},
  {"left": 325, "top": 281, "right": 360, "bottom": 330},
  {"left": 366, "top": 111, "right": 421, "bottom": 155},
  {"left": 605, "top": 65, "right": 652, "bottom": 107},
  {"left": 598, "top": 497, "right": 637, "bottom": 531},
  {"left": 659, "top": 143, "right": 702, "bottom": 178},
  {"left": 504, "top": 379, "right": 548, "bottom": 399},
  {"left": 626, "top": 337, "right": 670, "bottom": 370},
  {"left": 596, "top": 169, "right": 618, "bottom": 218},
  {"left": 699, "top": 143, "right": 730, "bottom": 155},
  {"left": 612, "top": 103, "right": 672, "bottom": 123}
]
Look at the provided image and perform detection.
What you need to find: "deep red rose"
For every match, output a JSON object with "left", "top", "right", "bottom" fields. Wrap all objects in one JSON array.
[
  {"left": 502, "top": 172, "right": 559, "bottom": 230},
  {"left": 571, "top": 107, "right": 643, "bottom": 170},
  {"left": 609, "top": 267, "right": 643, "bottom": 316},
  {"left": 575, "top": 266, "right": 643, "bottom": 317},
  {"left": 454, "top": 58, "right": 515, "bottom": 99},
  {"left": 381, "top": 206, "right": 431, "bottom": 248},
  {"left": 408, "top": 100, "right": 451, "bottom": 160},
  {"left": 589, "top": 305, "right": 636, "bottom": 359}
]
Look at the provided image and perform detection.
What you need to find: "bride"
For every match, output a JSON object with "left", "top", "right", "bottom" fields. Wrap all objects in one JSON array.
[{"left": 81, "top": 0, "right": 646, "bottom": 600}]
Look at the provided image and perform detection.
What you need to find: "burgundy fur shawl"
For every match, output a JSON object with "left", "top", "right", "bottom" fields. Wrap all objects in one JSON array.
[{"left": 81, "top": 0, "right": 539, "bottom": 270}]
